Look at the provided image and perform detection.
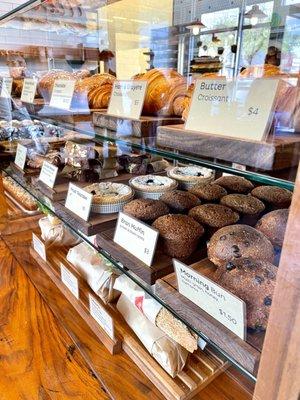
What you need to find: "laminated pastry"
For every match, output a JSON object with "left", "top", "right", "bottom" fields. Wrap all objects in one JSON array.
[
  {"left": 214, "top": 258, "right": 277, "bottom": 330},
  {"left": 189, "top": 183, "right": 227, "bottom": 203},
  {"left": 3, "top": 176, "right": 37, "bottom": 211},
  {"left": 117, "top": 294, "right": 188, "bottom": 377},
  {"left": 251, "top": 185, "right": 292, "bottom": 208},
  {"left": 152, "top": 214, "right": 204, "bottom": 259},
  {"left": 123, "top": 199, "right": 169, "bottom": 222},
  {"left": 208, "top": 224, "right": 274, "bottom": 268},
  {"left": 213, "top": 176, "right": 254, "bottom": 194},
  {"left": 160, "top": 190, "right": 199, "bottom": 213},
  {"left": 189, "top": 204, "right": 239, "bottom": 229},
  {"left": 255, "top": 209, "right": 289, "bottom": 247},
  {"left": 129, "top": 175, "right": 177, "bottom": 199},
  {"left": 38, "top": 70, "right": 75, "bottom": 102},
  {"left": 168, "top": 166, "right": 215, "bottom": 189},
  {"left": 84, "top": 182, "right": 134, "bottom": 204},
  {"left": 39, "top": 215, "right": 80, "bottom": 248},
  {"left": 134, "top": 68, "right": 187, "bottom": 116},
  {"left": 67, "top": 242, "right": 120, "bottom": 303},
  {"left": 114, "top": 274, "right": 198, "bottom": 353}
]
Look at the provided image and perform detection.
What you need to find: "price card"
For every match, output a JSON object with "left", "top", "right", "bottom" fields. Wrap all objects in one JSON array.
[
  {"left": 20, "top": 78, "right": 37, "bottom": 103},
  {"left": 174, "top": 260, "right": 246, "bottom": 339},
  {"left": 0, "top": 77, "right": 13, "bottom": 98},
  {"left": 39, "top": 161, "right": 58, "bottom": 189},
  {"left": 14, "top": 143, "right": 27, "bottom": 170},
  {"left": 114, "top": 212, "right": 159, "bottom": 266},
  {"left": 185, "top": 78, "right": 280, "bottom": 141},
  {"left": 49, "top": 79, "right": 76, "bottom": 110},
  {"left": 32, "top": 233, "right": 47, "bottom": 261},
  {"left": 108, "top": 80, "right": 147, "bottom": 120},
  {"left": 65, "top": 183, "right": 92, "bottom": 221},
  {"left": 89, "top": 294, "right": 115, "bottom": 340},
  {"left": 60, "top": 263, "right": 79, "bottom": 299}
]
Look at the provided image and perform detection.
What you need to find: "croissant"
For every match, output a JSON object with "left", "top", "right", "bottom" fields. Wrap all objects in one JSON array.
[
  {"left": 239, "top": 64, "right": 286, "bottom": 78},
  {"left": 134, "top": 68, "right": 187, "bottom": 116}
]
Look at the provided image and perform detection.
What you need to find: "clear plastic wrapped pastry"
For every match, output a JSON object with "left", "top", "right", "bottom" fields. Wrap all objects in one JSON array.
[{"left": 39, "top": 215, "right": 80, "bottom": 248}]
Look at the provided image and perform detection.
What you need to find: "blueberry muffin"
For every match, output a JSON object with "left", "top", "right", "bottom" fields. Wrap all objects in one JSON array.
[
  {"left": 189, "top": 204, "right": 239, "bottom": 229},
  {"left": 152, "top": 214, "right": 204, "bottom": 259},
  {"left": 251, "top": 186, "right": 292, "bottom": 208},
  {"left": 214, "top": 176, "right": 254, "bottom": 194},
  {"left": 123, "top": 199, "right": 169, "bottom": 222},
  {"left": 255, "top": 209, "right": 289, "bottom": 247},
  {"left": 208, "top": 224, "right": 274, "bottom": 268},
  {"left": 160, "top": 190, "right": 199, "bottom": 213},
  {"left": 189, "top": 183, "right": 227, "bottom": 203},
  {"left": 214, "top": 258, "right": 277, "bottom": 330}
]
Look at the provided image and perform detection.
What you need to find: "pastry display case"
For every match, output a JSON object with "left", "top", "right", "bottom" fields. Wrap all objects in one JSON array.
[{"left": 0, "top": 1, "right": 299, "bottom": 399}]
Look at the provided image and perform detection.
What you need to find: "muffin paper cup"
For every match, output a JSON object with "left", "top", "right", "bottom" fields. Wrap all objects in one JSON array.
[{"left": 91, "top": 195, "right": 134, "bottom": 214}]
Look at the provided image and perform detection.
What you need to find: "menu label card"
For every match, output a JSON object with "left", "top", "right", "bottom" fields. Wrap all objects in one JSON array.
[
  {"left": 89, "top": 294, "right": 114, "bottom": 339},
  {"left": 21, "top": 78, "right": 37, "bottom": 103},
  {"left": 14, "top": 143, "right": 27, "bottom": 170},
  {"left": 174, "top": 260, "right": 246, "bottom": 339},
  {"left": 65, "top": 183, "right": 92, "bottom": 221},
  {"left": 39, "top": 161, "right": 58, "bottom": 189},
  {"left": 114, "top": 212, "right": 158, "bottom": 266},
  {"left": 49, "top": 79, "right": 76, "bottom": 110},
  {"left": 0, "top": 77, "right": 13, "bottom": 98},
  {"left": 108, "top": 80, "right": 147, "bottom": 120},
  {"left": 185, "top": 78, "right": 280, "bottom": 141},
  {"left": 32, "top": 233, "right": 47, "bottom": 261},
  {"left": 60, "top": 263, "right": 79, "bottom": 299}
]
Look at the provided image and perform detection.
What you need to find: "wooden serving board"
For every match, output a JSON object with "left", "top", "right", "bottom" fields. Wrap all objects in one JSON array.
[
  {"left": 157, "top": 124, "right": 300, "bottom": 171},
  {"left": 93, "top": 111, "right": 183, "bottom": 138},
  {"left": 29, "top": 245, "right": 122, "bottom": 355},
  {"left": 155, "top": 258, "right": 265, "bottom": 376}
]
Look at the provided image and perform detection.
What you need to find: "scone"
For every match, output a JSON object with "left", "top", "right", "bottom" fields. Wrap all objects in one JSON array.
[
  {"left": 123, "top": 199, "right": 169, "bottom": 222},
  {"left": 255, "top": 209, "right": 289, "bottom": 247},
  {"left": 251, "top": 186, "right": 292, "bottom": 208},
  {"left": 208, "top": 224, "right": 274, "bottom": 268},
  {"left": 168, "top": 166, "right": 215, "bottom": 189},
  {"left": 214, "top": 176, "right": 254, "bottom": 194},
  {"left": 152, "top": 214, "right": 204, "bottom": 259},
  {"left": 160, "top": 190, "right": 199, "bottom": 213},
  {"left": 189, "top": 183, "right": 227, "bottom": 203}
]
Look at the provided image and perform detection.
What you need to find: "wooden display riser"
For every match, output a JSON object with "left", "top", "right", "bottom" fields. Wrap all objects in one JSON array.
[
  {"left": 155, "top": 258, "right": 265, "bottom": 377},
  {"left": 29, "top": 244, "right": 229, "bottom": 400},
  {"left": 93, "top": 111, "right": 183, "bottom": 138},
  {"left": 157, "top": 124, "right": 300, "bottom": 171}
]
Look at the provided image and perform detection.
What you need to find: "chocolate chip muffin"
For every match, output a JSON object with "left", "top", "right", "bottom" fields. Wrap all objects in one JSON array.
[
  {"left": 251, "top": 186, "right": 293, "bottom": 208},
  {"left": 255, "top": 209, "right": 289, "bottom": 247},
  {"left": 160, "top": 190, "right": 199, "bottom": 213},
  {"left": 123, "top": 199, "right": 169, "bottom": 222},
  {"left": 152, "top": 214, "right": 204, "bottom": 259},
  {"left": 188, "top": 204, "right": 239, "bottom": 229},
  {"left": 208, "top": 224, "right": 274, "bottom": 268},
  {"left": 214, "top": 176, "right": 254, "bottom": 194},
  {"left": 214, "top": 258, "right": 277, "bottom": 330},
  {"left": 189, "top": 183, "right": 227, "bottom": 203}
]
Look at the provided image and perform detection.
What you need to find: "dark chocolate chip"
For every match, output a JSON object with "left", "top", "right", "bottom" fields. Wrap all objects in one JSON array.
[
  {"left": 146, "top": 179, "right": 154, "bottom": 184},
  {"left": 232, "top": 245, "right": 240, "bottom": 252},
  {"left": 226, "top": 262, "right": 236, "bottom": 271},
  {"left": 264, "top": 296, "right": 272, "bottom": 306}
]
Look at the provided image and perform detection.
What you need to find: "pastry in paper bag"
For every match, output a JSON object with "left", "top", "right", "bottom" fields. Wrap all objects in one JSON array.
[{"left": 39, "top": 216, "right": 80, "bottom": 248}]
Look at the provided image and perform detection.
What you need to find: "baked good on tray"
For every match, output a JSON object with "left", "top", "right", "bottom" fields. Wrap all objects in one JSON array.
[
  {"left": 3, "top": 176, "right": 37, "bottom": 211},
  {"left": 160, "top": 190, "right": 199, "bottom": 213},
  {"left": 255, "top": 209, "right": 289, "bottom": 247},
  {"left": 152, "top": 214, "right": 204, "bottom": 259},
  {"left": 168, "top": 166, "right": 215, "bottom": 189},
  {"left": 189, "top": 183, "right": 227, "bottom": 203},
  {"left": 189, "top": 204, "right": 239, "bottom": 230},
  {"left": 251, "top": 185, "right": 292, "bottom": 208},
  {"left": 214, "top": 258, "right": 277, "bottom": 330},
  {"left": 208, "top": 224, "right": 274, "bottom": 268},
  {"left": 123, "top": 199, "right": 169, "bottom": 222},
  {"left": 213, "top": 176, "right": 254, "bottom": 194},
  {"left": 129, "top": 175, "right": 177, "bottom": 199}
]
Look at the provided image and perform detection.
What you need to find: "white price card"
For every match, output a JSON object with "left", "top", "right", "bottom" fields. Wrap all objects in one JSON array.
[
  {"left": 21, "top": 78, "right": 37, "bottom": 103},
  {"left": 65, "top": 183, "right": 92, "bottom": 221},
  {"left": 0, "top": 77, "right": 13, "bottom": 98},
  {"left": 114, "top": 212, "right": 159, "bottom": 266},
  {"left": 39, "top": 161, "right": 58, "bottom": 189},
  {"left": 174, "top": 260, "right": 246, "bottom": 339},
  {"left": 185, "top": 78, "right": 280, "bottom": 141},
  {"left": 60, "top": 263, "right": 79, "bottom": 299},
  {"left": 49, "top": 79, "right": 76, "bottom": 110},
  {"left": 89, "top": 294, "right": 114, "bottom": 340},
  {"left": 32, "top": 233, "right": 47, "bottom": 261},
  {"left": 108, "top": 80, "right": 147, "bottom": 120},
  {"left": 14, "top": 143, "right": 27, "bottom": 170}
]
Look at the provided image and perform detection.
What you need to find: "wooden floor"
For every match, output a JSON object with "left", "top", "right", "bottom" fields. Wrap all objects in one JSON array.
[{"left": 0, "top": 228, "right": 254, "bottom": 400}]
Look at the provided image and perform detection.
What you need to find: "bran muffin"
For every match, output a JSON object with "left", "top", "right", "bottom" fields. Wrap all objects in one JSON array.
[
  {"left": 188, "top": 204, "right": 240, "bottom": 230},
  {"left": 208, "top": 224, "right": 274, "bottom": 268},
  {"left": 152, "top": 214, "right": 204, "bottom": 259},
  {"left": 220, "top": 194, "right": 265, "bottom": 225},
  {"left": 189, "top": 183, "right": 227, "bottom": 203},
  {"left": 160, "top": 190, "right": 199, "bottom": 213},
  {"left": 214, "top": 176, "right": 254, "bottom": 194},
  {"left": 123, "top": 199, "right": 169, "bottom": 222},
  {"left": 214, "top": 258, "right": 277, "bottom": 330},
  {"left": 255, "top": 209, "right": 289, "bottom": 247},
  {"left": 251, "top": 186, "right": 292, "bottom": 208}
]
